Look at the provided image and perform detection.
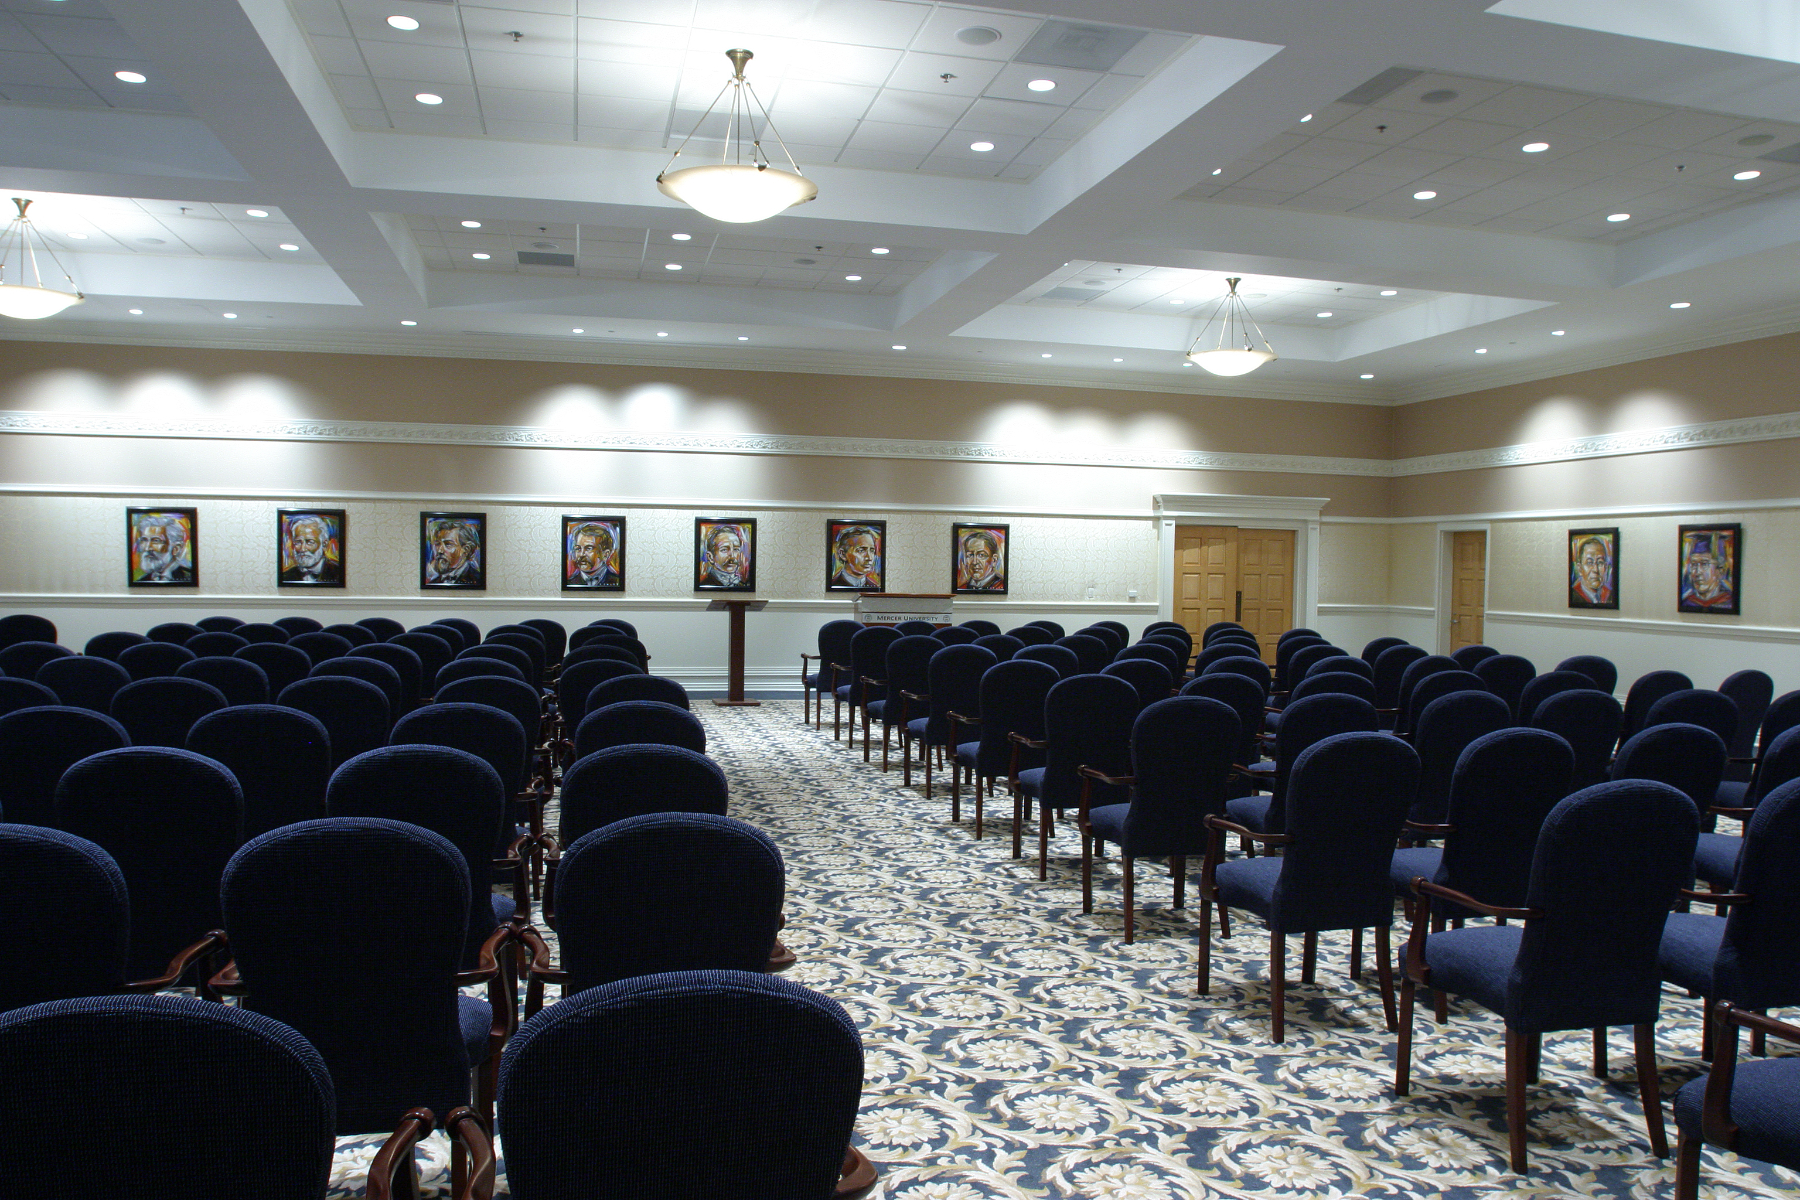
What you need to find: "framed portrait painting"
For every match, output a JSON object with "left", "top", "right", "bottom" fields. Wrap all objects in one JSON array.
[
  {"left": 1567, "top": 527, "right": 1618, "bottom": 610},
  {"left": 695, "top": 518, "right": 756, "bottom": 591},
  {"left": 420, "top": 512, "right": 486, "bottom": 590},
  {"left": 1678, "top": 523, "right": 1741, "bottom": 615},
  {"left": 277, "top": 508, "right": 346, "bottom": 588},
  {"left": 562, "top": 516, "right": 625, "bottom": 592},
  {"left": 952, "top": 522, "right": 1008, "bottom": 595},
  {"left": 825, "top": 520, "right": 885, "bottom": 592},
  {"left": 127, "top": 507, "right": 198, "bottom": 587}
]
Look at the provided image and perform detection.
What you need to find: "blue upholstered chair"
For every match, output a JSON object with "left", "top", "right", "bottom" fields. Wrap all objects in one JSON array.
[
  {"left": 1620, "top": 669, "right": 1695, "bottom": 744},
  {"left": 286, "top": 630, "right": 353, "bottom": 666},
  {"left": 521, "top": 618, "right": 567, "bottom": 668},
  {"left": 1395, "top": 779, "right": 1698, "bottom": 1173},
  {"left": 55, "top": 746, "right": 243, "bottom": 979},
  {"left": 589, "top": 617, "right": 637, "bottom": 638},
  {"left": 498, "top": 969, "right": 875, "bottom": 1200},
  {"left": 146, "top": 621, "right": 202, "bottom": 645},
  {"left": 1693, "top": 726, "right": 1800, "bottom": 890},
  {"left": 437, "top": 673, "right": 544, "bottom": 762},
  {"left": 555, "top": 657, "right": 638, "bottom": 736},
  {"left": 1006, "top": 624, "right": 1054, "bottom": 646},
  {"left": 1450, "top": 643, "right": 1499, "bottom": 670},
  {"left": 1053, "top": 633, "right": 1111, "bottom": 675},
  {"left": 1224, "top": 692, "right": 1378, "bottom": 843},
  {"left": 0, "top": 677, "right": 58, "bottom": 715},
  {"left": 325, "top": 623, "right": 376, "bottom": 647},
  {"left": 584, "top": 633, "right": 648, "bottom": 669},
  {"left": 1024, "top": 620, "right": 1065, "bottom": 638},
  {"left": 0, "top": 614, "right": 55, "bottom": 649},
  {"left": 117, "top": 640, "right": 195, "bottom": 680},
  {"left": 1204, "top": 653, "right": 1273, "bottom": 696},
  {"left": 1645, "top": 688, "right": 1738, "bottom": 746},
  {"left": 310, "top": 655, "right": 406, "bottom": 720},
  {"left": 1202, "top": 620, "right": 1246, "bottom": 644},
  {"left": 576, "top": 699, "right": 706, "bottom": 758},
  {"left": 563, "top": 643, "right": 640, "bottom": 671},
  {"left": 1115, "top": 641, "right": 1179, "bottom": 676},
  {"left": 110, "top": 676, "right": 229, "bottom": 747},
  {"left": 177, "top": 654, "right": 271, "bottom": 707},
  {"left": 1077, "top": 625, "right": 1123, "bottom": 654},
  {"left": 556, "top": 744, "right": 728, "bottom": 854},
  {"left": 188, "top": 704, "right": 331, "bottom": 838},
  {"left": 1472, "top": 653, "right": 1536, "bottom": 720},
  {"left": 1372, "top": 643, "right": 1430, "bottom": 726},
  {"left": 391, "top": 629, "right": 453, "bottom": 695},
  {"left": 236, "top": 622, "right": 290, "bottom": 644},
  {"left": 392, "top": 701, "right": 529, "bottom": 798},
  {"left": 355, "top": 615, "right": 407, "bottom": 642},
  {"left": 933, "top": 624, "right": 979, "bottom": 646},
  {"left": 1011, "top": 672, "right": 1139, "bottom": 879},
  {"left": 186, "top": 630, "right": 250, "bottom": 658},
  {"left": 836, "top": 626, "right": 898, "bottom": 755},
  {"left": 0, "top": 825, "right": 131, "bottom": 1008},
  {"left": 803, "top": 619, "right": 859, "bottom": 729},
  {"left": 486, "top": 631, "right": 546, "bottom": 682},
  {"left": 428, "top": 619, "right": 476, "bottom": 650},
  {"left": 1531, "top": 688, "right": 1624, "bottom": 790},
  {"left": 523, "top": 813, "right": 787, "bottom": 1016},
  {"left": 34, "top": 654, "right": 130, "bottom": 713},
  {"left": 1406, "top": 690, "right": 1512, "bottom": 826},
  {"left": 1515, "top": 670, "right": 1593, "bottom": 724},
  {"left": 1101, "top": 656, "right": 1173, "bottom": 711},
  {"left": 1181, "top": 672, "right": 1266, "bottom": 784},
  {"left": 973, "top": 633, "right": 1023, "bottom": 661},
  {"left": 82, "top": 630, "right": 148, "bottom": 660},
  {"left": 1360, "top": 636, "right": 1408, "bottom": 668},
  {"left": 0, "top": 706, "right": 129, "bottom": 826},
  {"left": 1202, "top": 731, "right": 1420, "bottom": 1041},
  {"left": 1612, "top": 721, "right": 1728, "bottom": 811},
  {"left": 278, "top": 675, "right": 391, "bottom": 768},
  {"left": 1014, "top": 642, "right": 1079, "bottom": 678},
  {"left": 1717, "top": 670, "right": 1774, "bottom": 782},
  {"left": 902, "top": 643, "right": 996, "bottom": 805},
  {"left": 960, "top": 618, "right": 1003, "bottom": 638},
  {"left": 1392, "top": 655, "right": 1457, "bottom": 738},
  {"left": 219, "top": 817, "right": 508, "bottom": 1130},
  {"left": 352, "top": 642, "right": 424, "bottom": 712},
  {"left": 892, "top": 620, "right": 935, "bottom": 637},
  {"left": 1673, "top": 1002, "right": 1800, "bottom": 1200},
  {"left": 1307, "top": 654, "right": 1373, "bottom": 680},
  {"left": 1283, "top": 643, "right": 1343, "bottom": 693},
  {"left": 1557, "top": 654, "right": 1618, "bottom": 694},
  {"left": 1714, "top": 689, "right": 1800, "bottom": 812},
  {"left": 234, "top": 641, "right": 313, "bottom": 697},
  {"left": 953, "top": 658, "right": 1056, "bottom": 840},
  {"left": 273, "top": 615, "right": 324, "bottom": 636},
  {"left": 587, "top": 672, "right": 689, "bottom": 714},
  {"left": 1079, "top": 695, "right": 1238, "bottom": 942}
]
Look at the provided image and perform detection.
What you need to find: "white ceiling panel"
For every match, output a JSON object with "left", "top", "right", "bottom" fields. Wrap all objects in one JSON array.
[{"left": 907, "top": 6, "right": 1043, "bottom": 60}]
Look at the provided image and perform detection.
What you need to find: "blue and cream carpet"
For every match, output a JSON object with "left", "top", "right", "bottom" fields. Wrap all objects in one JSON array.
[{"left": 333, "top": 701, "right": 1795, "bottom": 1198}]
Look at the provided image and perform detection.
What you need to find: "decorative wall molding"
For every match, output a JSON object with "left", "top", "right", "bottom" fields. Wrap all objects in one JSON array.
[
  {"left": 4, "top": 404, "right": 1798, "bottom": 481},
  {"left": 1486, "top": 609, "right": 1800, "bottom": 646},
  {"left": 1317, "top": 603, "right": 1435, "bottom": 618}
]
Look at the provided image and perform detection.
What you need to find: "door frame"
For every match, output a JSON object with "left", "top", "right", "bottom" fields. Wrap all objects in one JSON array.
[
  {"left": 1436, "top": 522, "right": 1491, "bottom": 655},
  {"left": 1155, "top": 493, "right": 1327, "bottom": 630}
]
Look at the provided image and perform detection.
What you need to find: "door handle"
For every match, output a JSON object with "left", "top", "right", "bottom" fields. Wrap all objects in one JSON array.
[{"left": 1234, "top": 591, "right": 1242, "bottom": 621}]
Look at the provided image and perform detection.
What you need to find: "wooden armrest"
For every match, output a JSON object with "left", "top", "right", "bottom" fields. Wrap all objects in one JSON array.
[
  {"left": 1411, "top": 878, "right": 1539, "bottom": 920},
  {"left": 1008, "top": 732, "right": 1047, "bottom": 749},
  {"left": 368, "top": 1109, "right": 438, "bottom": 1200},
  {"left": 835, "top": 1146, "right": 879, "bottom": 1200},
  {"left": 859, "top": 675, "right": 886, "bottom": 688},
  {"left": 830, "top": 661, "right": 852, "bottom": 674},
  {"left": 453, "top": 924, "right": 511, "bottom": 986},
  {"left": 1703, "top": 1001, "right": 1800, "bottom": 1146},
  {"left": 519, "top": 925, "right": 565, "bottom": 984},
  {"left": 126, "top": 929, "right": 226, "bottom": 992},
  {"left": 1710, "top": 806, "right": 1754, "bottom": 821},
  {"left": 948, "top": 710, "right": 980, "bottom": 728},
  {"left": 1077, "top": 765, "right": 1134, "bottom": 786},
  {"left": 900, "top": 689, "right": 930, "bottom": 703},
  {"left": 1681, "top": 888, "right": 1749, "bottom": 905},
  {"left": 1719, "top": 1001, "right": 1800, "bottom": 1046},
  {"left": 1203, "top": 814, "right": 1292, "bottom": 845},
  {"left": 207, "top": 958, "right": 246, "bottom": 996},
  {"left": 801, "top": 653, "right": 820, "bottom": 665},
  {"left": 1404, "top": 820, "right": 1454, "bottom": 836},
  {"left": 1376, "top": 706, "right": 1398, "bottom": 715}
]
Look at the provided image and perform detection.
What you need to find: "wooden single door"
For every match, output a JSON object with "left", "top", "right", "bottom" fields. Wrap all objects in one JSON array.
[
  {"left": 1237, "top": 529, "right": 1295, "bottom": 664},
  {"left": 1173, "top": 525, "right": 1293, "bottom": 664},
  {"left": 1175, "top": 525, "right": 1237, "bottom": 640},
  {"left": 1450, "top": 530, "right": 1486, "bottom": 651}
]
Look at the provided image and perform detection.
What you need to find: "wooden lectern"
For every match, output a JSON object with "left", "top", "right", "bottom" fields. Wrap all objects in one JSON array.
[{"left": 707, "top": 599, "right": 767, "bottom": 706}]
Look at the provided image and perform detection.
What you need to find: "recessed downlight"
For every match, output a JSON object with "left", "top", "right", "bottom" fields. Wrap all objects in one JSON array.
[
  {"left": 845, "top": 274, "right": 861, "bottom": 281},
  {"left": 737, "top": 335, "right": 748, "bottom": 340},
  {"left": 114, "top": 70, "right": 146, "bottom": 84},
  {"left": 656, "top": 331, "right": 668, "bottom": 337},
  {"left": 222, "top": 312, "right": 238, "bottom": 319},
  {"left": 246, "top": 209, "right": 268, "bottom": 218},
  {"left": 1113, "top": 357, "right": 1123, "bottom": 362},
  {"left": 1607, "top": 213, "right": 1630, "bottom": 222},
  {"left": 386, "top": 14, "right": 420, "bottom": 29},
  {"left": 1413, "top": 190, "right": 1437, "bottom": 200},
  {"left": 1027, "top": 78, "right": 1056, "bottom": 92},
  {"left": 460, "top": 220, "right": 481, "bottom": 228},
  {"left": 1040, "top": 352, "right": 1052, "bottom": 358},
  {"left": 871, "top": 247, "right": 889, "bottom": 254},
  {"left": 278, "top": 243, "right": 299, "bottom": 251},
  {"left": 1670, "top": 301, "right": 1691, "bottom": 309},
  {"left": 1211, "top": 168, "right": 1222, "bottom": 175},
  {"left": 1168, "top": 298, "right": 1183, "bottom": 305},
  {"left": 969, "top": 141, "right": 995, "bottom": 152},
  {"left": 1551, "top": 330, "right": 1565, "bottom": 335},
  {"left": 1360, "top": 373, "right": 1374, "bottom": 379},
  {"left": 664, "top": 262, "right": 682, "bottom": 270},
  {"left": 891, "top": 344, "right": 906, "bottom": 350},
  {"left": 572, "top": 328, "right": 583, "bottom": 333},
  {"left": 1316, "top": 311, "right": 1333, "bottom": 318},
  {"left": 1734, "top": 169, "right": 1762, "bottom": 181},
  {"left": 128, "top": 308, "right": 143, "bottom": 315},
  {"left": 65, "top": 232, "right": 87, "bottom": 239},
  {"left": 1475, "top": 347, "right": 1487, "bottom": 353},
  {"left": 671, "top": 232, "right": 691, "bottom": 240},
  {"left": 1521, "top": 141, "right": 1550, "bottom": 153},
  {"left": 415, "top": 93, "right": 443, "bottom": 105},
  {"left": 471, "top": 252, "right": 490, "bottom": 260},
  {"left": 1299, "top": 113, "right": 1313, "bottom": 122},
  {"left": 1379, "top": 289, "right": 1398, "bottom": 296}
]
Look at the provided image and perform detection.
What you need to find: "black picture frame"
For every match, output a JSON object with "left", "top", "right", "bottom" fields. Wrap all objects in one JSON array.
[
  {"left": 561, "top": 515, "right": 626, "bottom": 592},
  {"left": 127, "top": 507, "right": 199, "bottom": 588},
  {"left": 1677, "top": 523, "right": 1741, "bottom": 615},
  {"left": 420, "top": 511, "right": 486, "bottom": 590},
  {"left": 825, "top": 519, "right": 885, "bottom": 592},
  {"left": 952, "top": 522, "right": 1009, "bottom": 595},
  {"left": 277, "top": 508, "right": 347, "bottom": 589},
  {"left": 1567, "top": 527, "right": 1618, "bottom": 610},
  {"left": 695, "top": 518, "right": 756, "bottom": 592}
]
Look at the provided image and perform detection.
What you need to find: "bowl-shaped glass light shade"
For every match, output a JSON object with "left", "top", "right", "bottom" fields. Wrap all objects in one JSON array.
[
  {"left": 1187, "top": 347, "right": 1274, "bottom": 376},
  {"left": 0, "top": 284, "right": 83, "bottom": 319},
  {"left": 657, "top": 163, "right": 818, "bottom": 224}
]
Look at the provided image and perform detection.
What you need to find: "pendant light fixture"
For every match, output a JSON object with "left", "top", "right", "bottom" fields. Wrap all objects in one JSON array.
[
  {"left": 657, "top": 49, "right": 818, "bottom": 224},
  {"left": 0, "top": 198, "right": 85, "bottom": 320},
  {"left": 1185, "top": 276, "right": 1274, "bottom": 376}
]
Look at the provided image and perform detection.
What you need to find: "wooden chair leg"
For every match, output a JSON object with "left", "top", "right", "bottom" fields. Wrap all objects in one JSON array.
[
  {"left": 1505, "top": 1025, "right": 1530, "bottom": 1173},
  {"left": 832, "top": 694, "right": 841, "bottom": 739},
  {"left": 1270, "top": 931, "right": 1287, "bottom": 1043},
  {"left": 1701, "top": 1006, "right": 1714, "bottom": 1062},
  {"left": 1525, "top": 1031, "right": 1542, "bottom": 1084},
  {"left": 1122, "top": 855, "right": 1135, "bottom": 944},
  {"left": 862, "top": 706, "right": 871, "bottom": 761},
  {"left": 1374, "top": 925, "right": 1397, "bottom": 1032},
  {"left": 1038, "top": 804, "right": 1052, "bottom": 881},
  {"left": 886, "top": 723, "right": 895, "bottom": 774},
  {"left": 1593, "top": 1027, "right": 1607, "bottom": 1077},
  {"left": 974, "top": 775, "right": 985, "bottom": 840},
  {"left": 1171, "top": 854, "right": 1185, "bottom": 909},
  {"left": 1081, "top": 832, "right": 1094, "bottom": 914},
  {"left": 1434, "top": 981, "right": 1449, "bottom": 1025},
  {"left": 1635, "top": 1023, "right": 1669, "bottom": 1158},
  {"left": 1395, "top": 975, "right": 1415, "bottom": 1096},
  {"left": 1301, "top": 931, "right": 1317, "bottom": 985},
  {"left": 924, "top": 741, "right": 933, "bottom": 799},
  {"left": 1673, "top": 1130, "right": 1702, "bottom": 1200},
  {"left": 1198, "top": 894, "right": 1213, "bottom": 994},
  {"left": 950, "top": 757, "right": 960, "bottom": 823},
  {"left": 1012, "top": 789, "right": 1024, "bottom": 859},
  {"left": 1350, "top": 926, "right": 1363, "bottom": 980}
]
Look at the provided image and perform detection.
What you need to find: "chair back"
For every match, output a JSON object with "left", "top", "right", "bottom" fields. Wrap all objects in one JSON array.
[
  {"left": 0, "top": 994, "right": 336, "bottom": 1199},
  {"left": 146, "top": 622, "right": 201, "bottom": 646},
  {"left": 1556, "top": 654, "right": 1618, "bottom": 694},
  {"left": 1272, "top": 732, "right": 1420, "bottom": 931},
  {"left": 286, "top": 631, "right": 353, "bottom": 666},
  {"left": 422, "top": 622, "right": 470, "bottom": 653},
  {"left": 1102, "top": 657, "right": 1173, "bottom": 709},
  {"left": 846, "top": 627, "right": 900, "bottom": 701},
  {"left": 392, "top": 701, "right": 529, "bottom": 797},
  {"left": 322, "top": 623, "right": 376, "bottom": 648},
  {"left": 185, "top": 631, "right": 249, "bottom": 658},
  {"left": 1621, "top": 669, "right": 1695, "bottom": 741},
  {"left": 1054, "top": 634, "right": 1111, "bottom": 675},
  {"left": 1006, "top": 625, "right": 1054, "bottom": 646},
  {"left": 920, "top": 644, "right": 997, "bottom": 747},
  {"left": 1203, "top": 654, "right": 1273, "bottom": 694},
  {"left": 1644, "top": 688, "right": 1738, "bottom": 745},
  {"left": 1202, "top": 621, "right": 1247, "bottom": 644},
  {"left": 0, "top": 677, "right": 58, "bottom": 715},
  {"left": 1147, "top": 618, "right": 1194, "bottom": 641},
  {"left": 1117, "top": 696, "right": 1239, "bottom": 854},
  {"left": 1450, "top": 644, "right": 1499, "bottom": 670},
  {"left": 0, "top": 825, "right": 129, "bottom": 1008},
  {"left": 1612, "top": 722, "right": 1728, "bottom": 810},
  {"left": 188, "top": 704, "right": 331, "bottom": 838},
  {"left": 1039, "top": 674, "right": 1140, "bottom": 810},
  {"left": 272, "top": 616, "right": 324, "bottom": 636},
  {"left": 1116, "top": 642, "right": 1179, "bottom": 676},
  {"left": 55, "top": 746, "right": 242, "bottom": 979},
  {"left": 0, "top": 706, "right": 130, "bottom": 826},
  {"left": 1143, "top": 632, "right": 1192, "bottom": 661},
  {"left": 233, "top": 642, "right": 312, "bottom": 696},
  {"left": 1373, "top": 643, "right": 1430, "bottom": 710},
  {"left": 1509, "top": 780, "right": 1697, "bottom": 1032},
  {"left": 1015, "top": 643, "right": 1079, "bottom": 678},
  {"left": 1531, "top": 688, "right": 1624, "bottom": 790},
  {"left": 556, "top": 658, "right": 639, "bottom": 729},
  {"left": 560, "top": 745, "right": 728, "bottom": 848},
  {"left": 1195, "top": 641, "right": 1256, "bottom": 674},
  {"left": 556, "top": 814, "right": 783, "bottom": 992},
  {"left": 968, "top": 659, "right": 1057, "bottom": 778},
  {"left": 1719, "top": 670, "right": 1775, "bottom": 766},
  {"left": 1024, "top": 619, "right": 1065, "bottom": 638},
  {"left": 563, "top": 644, "right": 639, "bottom": 671},
  {"left": 1266, "top": 693, "right": 1379, "bottom": 830},
  {"left": 237, "top": 622, "right": 290, "bottom": 645},
  {"left": 117, "top": 641, "right": 195, "bottom": 680},
  {"left": 892, "top": 620, "right": 936, "bottom": 636},
  {"left": 576, "top": 700, "right": 706, "bottom": 758},
  {"left": 1360, "top": 636, "right": 1408, "bottom": 667},
  {"left": 390, "top": 630, "right": 453, "bottom": 694},
  {"left": 933, "top": 625, "right": 979, "bottom": 646},
  {"left": 498, "top": 969, "right": 864, "bottom": 1200},
  {"left": 1076, "top": 625, "right": 1124, "bottom": 654},
  {"left": 176, "top": 655, "right": 270, "bottom": 707},
  {"left": 959, "top": 618, "right": 1003, "bottom": 638},
  {"left": 588, "top": 634, "right": 649, "bottom": 668},
  {"left": 460, "top": 642, "right": 534, "bottom": 679},
  {"left": 973, "top": 633, "right": 1022, "bottom": 660},
  {"left": 327, "top": 746, "right": 507, "bottom": 965},
  {"left": 814, "top": 620, "right": 860, "bottom": 693},
  {"left": 521, "top": 619, "right": 568, "bottom": 667},
  {"left": 587, "top": 673, "right": 690, "bottom": 712},
  {"left": 436, "top": 674, "right": 542, "bottom": 755},
  {"left": 350, "top": 643, "right": 423, "bottom": 711},
  {"left": 1290, "top": 670, "right": 1375, "bottom": 705},
  {"left": 1286, "top": 643, "right": 1342, "bottom": 685},
  {"left": 277, "top": 676, "right": 392, "bottom": 768},
  {"left": 110, "top": 676, "right": 229, "bottom": 747},
  {"left": 1307, "top": 654, "right": 1372, "bottom": 681},
  {"left": 1090, "top": 618, "right": 1129, "bottom": 643},
  {"left": 1517, "top": 670, "right": 1593, "bottom": 724},
  {"left": 0, "top": 614, "right": 56, "bottom": 649},
  {"left": 1404, "top": 669, "right": 1485, "bottom": 732},
  {"left": 1274, "top": 634, "right": 1325, "bottom": 689},
  {"left": 486, "top": 632, "right": 546, "bottom": 681},
  {"left": 1745, "top": 726, "right": 1800, "bottom": 807},
  {"left": 1434, "top": 728, "right": 1574, "bottom": 912},
  {"left": 35, "top": 655, "right": 130, "bottom": 713},
  {"left": 1714, "top": 778, "right": 1800, "bottom": 1010},
  {"left": 1181, "top": 672, "right": 1265, "bottom": 766},
  {"left": 355, "top": 616, "right": 406, "bottom": 642},
  {"left": 589, "top": 617, "right": 637, "bottom": 638},
  {"left": 1394, "top": 655, "right": 1457, "bottom": 736},
  {"left": 222, "top": 817, "right": 474, "bottom": 1134},
  {"left": 879, "top": 635, "right": 940, "bottom": 717},
  {"left": 1409, "top": 690, "right": 1512, "bottom": 825},
  {"left": 435, "top": 617, "right": 481, "bottom": 646},
  {"left": 83, "top": 630, "right": 148, "bottom": 660}
]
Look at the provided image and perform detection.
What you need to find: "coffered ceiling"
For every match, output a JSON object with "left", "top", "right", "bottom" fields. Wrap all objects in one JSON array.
[{"left": 6, "top": 0, "right": 1800, "bottom": 404}]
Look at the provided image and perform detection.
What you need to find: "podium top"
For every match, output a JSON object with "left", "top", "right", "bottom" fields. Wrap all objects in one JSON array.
[{"left": 706, "top": 599, "right": 768, "bottom": 611}]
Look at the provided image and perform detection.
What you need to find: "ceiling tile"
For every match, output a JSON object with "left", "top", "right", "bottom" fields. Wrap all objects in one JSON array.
[
  {"left": 834, "top": 145, "right": 927, "bottom": 170},
  {"left": 478, "top": 85, "right": 575, "bottom": 123},
  {"left": 1237, "top": 162, "right": 1338, "bottom": 193},
  {"left": 1685, "top": 123, "right": 1800, "bottom": 158},
  {"left": 864, "top": 86, "right": 970, "bottom": 126},
  {"left": 907, "top": 6, "right": 1042, "bottom": 61},
  {"left": 1352, "top": 145, "right": 1462, "bottom": 180},
  {"left": 576, "top": 92, "right": 665, "bottom": 127},
  {"left": 360, "top": 41, "right": 475, "bottom": 84},
  {"left": 388, "top": 111, "right": 489, "bottom": 136},
  {"left": 292, "top": 0, "right": 352, "bottom": 39},
  {"left": 1535, "top": 97, "right": 1669, "bottom": 139},
  {"left": 376, "top": 79, "right": 479, "bottom": 114},
  {"left": 785, "top": 42, "right": 902, "bottom": 86},
  {"left": 1109, "top": 31, "right": 1188, "bottom": 77},
  {"left": 934, "top": 130, "right": 1026, "bottom": 159},
  {"left": 471, "top": 49, "right": 574, "bottom": 91},
  {"left": 575, "top": 0, "right": 689, "bottom": 20},
  {"left": 956, "top": 95, "right": 1059, "bottom": 137},
  {"left": 1401, "top": 118, "right": 1521, "bottom": 156},
  {"left": 467, "top": 0, "right": 576, "bottom": 15},
  {"left": 343, "top": 6, "right": 466, "bottom": 50},
  {"left": 1408, "top": 157, "right": 1530, "bottom": 188},
  {"left": 1327, "top": 109, "right": 1447, "bottom": 146},
  {"left": 766, "top": 78, "right": 878, "bottom": 118},
  {"left": 1274, "top": 136, "right": 1383, "bottom": 172},
  {"left": 575, "top": 59, "right": 677, "bottom": 99},
  {"left": 573, "top": 125, "right": 668, "bottom": 149},
  {"left": 459, "top": 7, "right": 576, "bottom": 50},
  {"left": 984, "top": 61, "right": 1098, "bottom": 105},
  {"left": 0, "top": 49, "right": 81, "bottom": 88},
  {"left": 882, "top": 50, "right": 1002, "bottom": 97},
  {"left": 1364, "top": 71, "right": 1510, "bottom": 117},
  {"left": 761, "top": 111, "right": 859, "bottom": 146},
  {"left": 1304, "top": 171, "right": 1399, "bottom": 202},
  {"left": 1006, "top": 136, "right": 1068, "bottom": 166},
  {"left": 13, "top": 13, "right": 135, "bottom": 57},
  {"left": 0, "top": 82, "right": 99, "bottom": 106},
  {"left": 330, "top": 73, "right": 384, "bottom": 110},
  {"left": 309, "top": 36, "right": 369, "bottom": 76},
  {"left": 1456, "top": 85, "right": 1591, "bottom": 127},
  {"left": 1278, "top": 193, "right": 1363, "bottom": 213},
  {"left": 1617, "top": 109, "right": 1747, "bottom": 148},
  {"left": 1067, "top": 73, "right": 1141, "bottom": 112},
  {"left": 1043, "top": 106, "right": 1100, "bottom": 140}
]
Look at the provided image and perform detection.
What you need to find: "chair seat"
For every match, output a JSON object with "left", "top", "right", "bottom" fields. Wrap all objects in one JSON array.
[
  {"left": 1224, "top": 794, "right": 1272, "bottom": 831},
  {"left": 1264, "top": 711, "right": 1284, "bottom": 734},
  {"left": 954, "top": 740, "right": 980, "bottom": 769},
  {"left": 1694, "top": 832, "right": 1743, "bottom": 890},
  {"left": 1015, "top": 767, "right": 1045, "bottom": 799},
  {"left": 905, "top": 716, "right": 928, "bottom": 740},
  {"left": 1389, "top": 846, "right": 1442, "bottom": 894},
  {"left": 802, "top": 673, "right": 826, "bottom": 690},
  {"left": 1658, "top": 911, "right": 1724, "bottom": 998},
  {"left": 1243, "top": 761, "right": 1275, "bottom": 780},
  {"left": 1421, "top": 924, "right": 1523, "bottom": 1020},
  {"left": 865, "top": 699, "right": 889, "bottom": 722},
  {"left": 458, "top": 994, "right": 493, "bottom": 1066},
  {"left": 1675, "top": 1058, "right": 1800, "bottom": 1167},
  {"left": 1211, "top": 856, "right": 1283, "bottom": 921},
  {"left": 1714, "top": 779, "right": 1750, "bottom": 808},
  {"left": 490, "top": 893, "right": 514, "bottom": 928},
  {"left": 1087, "top": 802, "right": 1130, "bottom": 844},
  {"left": 834, "top": 684, "right": 855, "bottom": 703}
]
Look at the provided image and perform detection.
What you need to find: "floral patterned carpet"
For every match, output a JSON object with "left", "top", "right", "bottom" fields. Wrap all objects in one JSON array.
[{"left": 331, "top": 701, "right": 1795, "bottom": 1199}]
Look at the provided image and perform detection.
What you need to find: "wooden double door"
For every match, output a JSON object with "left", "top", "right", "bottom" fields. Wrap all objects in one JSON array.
[{"left": 1173, "top": 525, "right": 1295, "bottom": 664}]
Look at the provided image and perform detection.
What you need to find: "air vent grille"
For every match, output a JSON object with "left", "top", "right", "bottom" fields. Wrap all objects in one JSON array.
[{"left": 1013, "top": 21, "right": 1144, "bottom": 72}]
